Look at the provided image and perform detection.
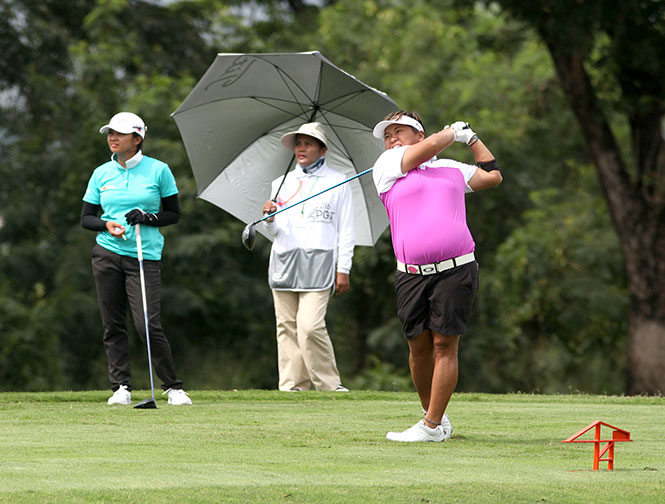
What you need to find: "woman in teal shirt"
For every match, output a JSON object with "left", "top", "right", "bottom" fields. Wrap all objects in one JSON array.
[{"left": 81, "top": 112, "right": 191, "bottom": 406}]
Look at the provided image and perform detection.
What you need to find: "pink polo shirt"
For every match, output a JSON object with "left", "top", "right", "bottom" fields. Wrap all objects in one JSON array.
[{"left": 372, "top": 146, "right": 477, "bottom": 265}]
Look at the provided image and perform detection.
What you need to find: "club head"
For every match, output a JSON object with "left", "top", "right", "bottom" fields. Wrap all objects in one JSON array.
[
  {"left": 133, "top": 398, "right": 157, "bottom": 409},
  {"left": 242, "top": 222, "right": 257, "bottom": 250}
]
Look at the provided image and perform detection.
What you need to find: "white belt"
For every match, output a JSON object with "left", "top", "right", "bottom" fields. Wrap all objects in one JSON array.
[{"left": 396, "top": 252, "right": 475, "bottom": 276}]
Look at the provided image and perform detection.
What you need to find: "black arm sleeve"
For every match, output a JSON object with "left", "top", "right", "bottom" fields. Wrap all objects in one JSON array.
[
  {"left": 80, "top": 202, "right": 107, "bottom": 232},
  {"left": 477, "top": 159, "right": 500, "bottom": 172},
  {"left": 155, "top": 194, "right": 180, "bottom": 226}
]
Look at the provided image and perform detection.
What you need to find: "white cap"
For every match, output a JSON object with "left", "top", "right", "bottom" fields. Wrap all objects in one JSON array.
[
  {"left": 99, "top": 112, "right": 147, "bottom": 138},
  {"left": 372, "top": 115, "right": 424, "bottom": 139},
  {"left": 280, "top": 122, "right": 328, "bottom": 150}
]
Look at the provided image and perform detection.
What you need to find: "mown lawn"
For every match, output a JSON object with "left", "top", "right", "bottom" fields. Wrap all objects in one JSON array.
[{"left": 0, "top": 390, "right": 663, "bottom": 503}]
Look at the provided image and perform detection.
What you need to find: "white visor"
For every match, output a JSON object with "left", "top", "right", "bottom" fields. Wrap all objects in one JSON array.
[
  {"left": 99, "top": 112, "right": 147, "bottom": 138},
  {"left": 372, "top": 115, "right": 424, "bottom": 139}
]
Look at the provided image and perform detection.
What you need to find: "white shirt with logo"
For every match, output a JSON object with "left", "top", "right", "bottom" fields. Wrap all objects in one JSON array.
[{"left": 262, "top": 161, "right": 354, "bottom": 291}]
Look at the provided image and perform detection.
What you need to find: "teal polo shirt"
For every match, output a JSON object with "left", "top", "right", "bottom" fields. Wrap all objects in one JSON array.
[{"left": 83, "top": 153, "right": 178, "bottom": 260}]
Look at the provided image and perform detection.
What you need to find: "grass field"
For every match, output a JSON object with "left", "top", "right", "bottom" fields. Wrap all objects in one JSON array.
[{"left": 0, "top": 390, "right": 663, "bottom": 503}]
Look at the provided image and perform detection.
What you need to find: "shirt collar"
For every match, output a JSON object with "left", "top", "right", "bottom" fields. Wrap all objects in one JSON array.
[
  {"left": 295, "top": 158, "right": 327, "bottom": 178},
  {"left": 111, "top": 150, "right": 143, "bottom": 169}
]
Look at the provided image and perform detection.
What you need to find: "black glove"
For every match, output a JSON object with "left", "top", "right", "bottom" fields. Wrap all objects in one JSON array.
[{"left": 125, "top": 208, "right": 159, "bottom": 226}]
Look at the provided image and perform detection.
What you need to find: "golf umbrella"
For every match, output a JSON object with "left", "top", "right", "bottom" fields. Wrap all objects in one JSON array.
[{"left": 171, "top": 51, "right": 397, "bottom": 246}]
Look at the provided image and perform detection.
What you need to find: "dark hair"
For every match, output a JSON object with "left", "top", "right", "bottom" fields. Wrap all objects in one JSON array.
[
  {"left": 133, "top": 132, "right": 144, "bottom": 152},
  {"left": 383, "top": 110, "right": 425, "bottom": 133}
]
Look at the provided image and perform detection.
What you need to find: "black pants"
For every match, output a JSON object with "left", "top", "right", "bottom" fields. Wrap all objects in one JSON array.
[{"left": 92, "top": 244, "right": 183, "bottom": 391}]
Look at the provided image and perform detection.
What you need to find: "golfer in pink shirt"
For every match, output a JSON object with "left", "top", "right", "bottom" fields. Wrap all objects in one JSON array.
[{"left": 372, "top": 110, "right": 502, "bottom": 442}]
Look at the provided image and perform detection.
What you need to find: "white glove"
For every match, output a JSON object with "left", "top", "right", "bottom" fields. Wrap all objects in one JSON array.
[{"left": 449, "top": 121, "right": 476, "bottom": 145}]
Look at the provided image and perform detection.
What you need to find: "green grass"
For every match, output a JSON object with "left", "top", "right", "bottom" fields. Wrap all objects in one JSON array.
[{"left": 0, "top": 391, "right": 663, "bottom": 503}]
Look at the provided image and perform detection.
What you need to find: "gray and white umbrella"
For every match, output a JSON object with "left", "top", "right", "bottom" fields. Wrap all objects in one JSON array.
[{"left": 171, "top": 51, "right": 397, "bottom": 246}]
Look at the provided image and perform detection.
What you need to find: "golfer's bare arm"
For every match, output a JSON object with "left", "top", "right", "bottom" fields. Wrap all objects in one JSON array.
[
  {"left": 468, "top": 139, "right": 502, "bottom": 191},
  {"left": 401, "top": 129, "right": 456, "bottom": 173},
  {"left": 397, "top": 126, "right": 501, "bottom": 191}
]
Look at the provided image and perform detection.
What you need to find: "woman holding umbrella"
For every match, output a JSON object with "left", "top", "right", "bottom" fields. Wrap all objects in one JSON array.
[
  {"left": 261, "top": 122, "right": 354, "bottom": 392},
  {"left": 371, "top": 111, "right": 502, "bottom": 441},
  {"left": 80, "top": 112, "right": 191, "bottom": 406}
]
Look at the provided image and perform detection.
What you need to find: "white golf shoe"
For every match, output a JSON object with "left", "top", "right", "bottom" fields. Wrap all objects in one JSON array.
[
  {"left": 386, "top": 419, "right": 447, "bottom": 442},
  {"left": 422, "top": 407, "right": 454, "bottom": 440},
  {"left": 440, "top": 414, "right": 453, "bottom": 440},
  {"left": 164, "top": 388, "right": 192, "bottom": 405},
  {"left": 107, "top": 385, "right": 131, "bottom": 405}
]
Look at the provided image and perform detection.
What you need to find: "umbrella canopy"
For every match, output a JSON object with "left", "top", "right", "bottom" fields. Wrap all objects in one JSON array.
[{"left": 171, "top": 51, "right": 397, "bottom": 246}]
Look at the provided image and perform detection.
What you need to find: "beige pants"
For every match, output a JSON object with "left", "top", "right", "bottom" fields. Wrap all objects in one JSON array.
[{"left": 272, "top": 289, "right": 342, "bottom": 391}]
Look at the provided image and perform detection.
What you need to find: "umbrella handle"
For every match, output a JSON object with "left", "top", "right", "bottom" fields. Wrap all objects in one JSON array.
[{"left": 255, "top": 167, "right": 373, "bottom": 225}]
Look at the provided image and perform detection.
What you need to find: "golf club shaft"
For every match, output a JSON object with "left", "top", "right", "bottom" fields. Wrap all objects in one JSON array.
[
  {"left": 257, "top": 167, "right": 373, "bottom": 224},
  {"left": 136, "top": 224, "right": 156, "bottom": 401}
]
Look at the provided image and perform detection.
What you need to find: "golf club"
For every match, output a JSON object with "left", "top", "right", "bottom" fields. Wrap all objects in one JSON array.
[
  {"left": 241, "top": 167, "right": 373, "bottom": 250},
  {"left": 133, "top": 224, "right": 158, "bottom": 409}
]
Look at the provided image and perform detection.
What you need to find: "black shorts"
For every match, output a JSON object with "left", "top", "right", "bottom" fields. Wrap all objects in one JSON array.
[{"left": 395, "top": 262, "right": 479, "bottom": 339}]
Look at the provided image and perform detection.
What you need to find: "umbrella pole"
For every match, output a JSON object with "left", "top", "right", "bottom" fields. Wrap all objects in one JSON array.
[
  {"left": 271, "top": 111, "right": 317, "bottom": 202},
  {"left": 272, "top": 154, "right": 296, "bottom": 202},
  {"left": 242, "top": 167, "right": 373, "bottom": 250}
]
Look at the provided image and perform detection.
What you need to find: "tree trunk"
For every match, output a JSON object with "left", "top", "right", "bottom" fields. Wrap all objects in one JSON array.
[
  {"left": 628, "top": 318, "right": 665, "bottom": 394},
  {"left": 544, "top": 41, "right": 665, "bottom": 395},
  {"left": 623, "top": 202, "right": 665, "bottom": 394}
]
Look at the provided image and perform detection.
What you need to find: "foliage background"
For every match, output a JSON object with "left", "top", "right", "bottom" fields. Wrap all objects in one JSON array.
[{"left": 0, "top": 0, "right": 628, "bottom": 393}]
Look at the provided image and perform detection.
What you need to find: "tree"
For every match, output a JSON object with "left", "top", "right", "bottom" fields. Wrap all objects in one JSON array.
[
  {"left": 493, "top": 0, "right": 665, "bottom": 394},
  {"left": 315, "top": 0, "right": 629, "bottom": 392},
  {"left": 0, "top": 0, "right": 246, "bottom": 390},
  {"left": 476, "top": 168, "right": 628, "bottom": 394},
  {"left": 0, "top": 0, "right": 329, "bottom": 391},
  {"left": 0, "top": 0, "right": 635, "bottom": 393}
]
